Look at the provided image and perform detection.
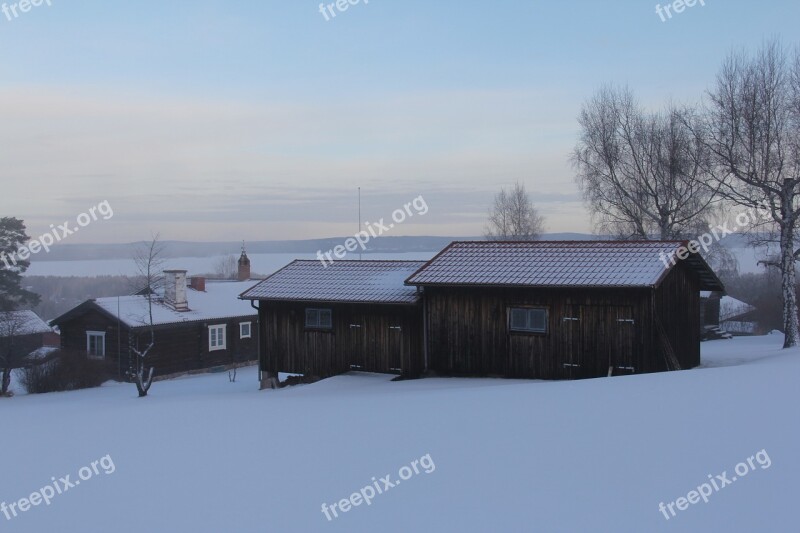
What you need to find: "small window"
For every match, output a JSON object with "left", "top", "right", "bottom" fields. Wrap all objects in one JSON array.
[
  {"left": 209, "top": 324, "right": 227, "bottom": 351},
  {"left": 86, "top": 331, "right": 106, "bottom": 358},
  {"left": 305, "top": 308, "right": 332, "bottom": 329},
  {"left": 509, "top": 308, "right": 547, "bottom": 333},
  {"left": 240, "top": 322, "right": 252, "bottom": 339}
]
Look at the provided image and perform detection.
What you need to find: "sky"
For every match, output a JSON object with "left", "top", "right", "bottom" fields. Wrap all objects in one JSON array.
[{"left": 0, "top": 0, "right": 798, "bottom": 243}]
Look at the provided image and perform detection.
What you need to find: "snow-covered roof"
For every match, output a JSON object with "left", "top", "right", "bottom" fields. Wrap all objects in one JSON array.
[
  {"left": 241, "top": 260, "right": 427, "bottom": 305},
  {"left": 27, "top": 345, "right": 59, "bottom": 360},
  {"left": 90, "top": 280, "right": 258, "bottom": 328},
  {"left": 0, "top": 310, "right": 53, "bottom": 337},
  {"left": 720, "top": 296, "right": 756, "bottom": 321},
  {"left": 406, "top": 241, "right": 724, "bottom": 289}
]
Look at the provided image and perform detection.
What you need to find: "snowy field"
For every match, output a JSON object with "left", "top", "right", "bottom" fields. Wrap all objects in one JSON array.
[{"left": 2, "top": 334, "right": 797, "bottom": 532}]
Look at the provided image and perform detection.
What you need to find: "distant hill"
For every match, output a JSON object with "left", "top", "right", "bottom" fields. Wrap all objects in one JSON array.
[{"left": 30, "top": 234, "right": 599, "bottom": 262}]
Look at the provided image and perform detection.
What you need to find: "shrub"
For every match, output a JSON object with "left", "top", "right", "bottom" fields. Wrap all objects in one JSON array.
[{"left": 21, "top": 350, "right": 112, "bottom": 394}]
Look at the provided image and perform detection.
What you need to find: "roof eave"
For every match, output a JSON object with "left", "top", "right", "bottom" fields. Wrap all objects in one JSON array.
[
  {"left": 405, "top": 282, "right": 656, "bottom": 290},
  {"left": 238, "top": 296, "right": 421, "bottom": 306}
]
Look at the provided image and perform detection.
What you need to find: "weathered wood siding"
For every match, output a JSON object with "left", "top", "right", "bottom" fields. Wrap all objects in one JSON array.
[
  {"left": 0, "top": 333, "right": 48, "bottom": 362},
  {"left": 423, "top": 286, "right": 665, "bottom": 379},
  {"left": 59, "top": 309, "right": 129, "bottom": 375},
  {"left": 654, "top": 262, "right": 702, "bottom": 369},
  {"left": 259, "top": 302, "right": 424, "bottom": 378},
  {"left": 58, "top": 308, "right": 258, "bottom": 377}
]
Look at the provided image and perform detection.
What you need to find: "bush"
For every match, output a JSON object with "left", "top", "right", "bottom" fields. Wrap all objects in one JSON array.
[{"left": 21, "top": 350, "right": 113, "bottom": 394}]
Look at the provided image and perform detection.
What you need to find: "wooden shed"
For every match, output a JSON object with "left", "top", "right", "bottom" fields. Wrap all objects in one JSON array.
[
  {"left": 405, "top": 241, "right": 724, "bottom": 379},
  {"left": 240, "top": 260, "right": 426, "bottom": 386}
]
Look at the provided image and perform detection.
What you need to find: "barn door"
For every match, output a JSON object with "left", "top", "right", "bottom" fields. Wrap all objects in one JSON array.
[
  {"left": 386, "top": 325, "right": 403, "bottom": 373},
  {"left": 347, "top": 321, "right": 367, "bottom": 370},
  {"left": 560, "top": 305, "right": 583, "bottom": 379},
  {"left": 609, "top": 307, "right": 635, "bottom": 375}
]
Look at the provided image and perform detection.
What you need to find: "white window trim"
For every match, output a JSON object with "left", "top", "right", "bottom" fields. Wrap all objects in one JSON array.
[
  {"left": 239, "top": 321, "right": 252, "bottom": 339},
  {"left": 209, "top": 324, "right": 227, "bottom": 351},
  {"left": 86, "top": 331, "right": 106, "bottom": 359}
]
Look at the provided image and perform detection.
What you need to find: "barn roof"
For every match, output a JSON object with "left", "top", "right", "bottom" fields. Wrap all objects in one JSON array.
[
  {"left": 50, "top": 280, "right": 257, "bottom": 329},
  {"left": 405, "top": 241, "right": 724, "bottom": 290},
  {"left": 240, "top": 260, "right": 427, "bottom": 305}
]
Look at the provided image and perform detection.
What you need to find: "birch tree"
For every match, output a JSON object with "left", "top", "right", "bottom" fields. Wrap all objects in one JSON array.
[
  {"left": 703, "top": 40, "right": 800, "bottom": 348},
  {"left": 485, "top": 182, "right": 545, "bottom": 241}
]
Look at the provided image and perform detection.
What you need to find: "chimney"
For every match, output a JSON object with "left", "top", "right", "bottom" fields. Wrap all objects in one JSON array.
[
  {"left": 238, "top": 243, "right": 251, "bottom": 281},
  {"left": 163, "top": 270, "right": 189, "bottom": 311},
  {"left": 189, "top": 276, "right": 206, "bottom": 292}
]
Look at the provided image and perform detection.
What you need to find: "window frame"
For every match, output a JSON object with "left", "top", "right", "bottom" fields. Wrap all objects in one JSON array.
[
  {"left": 239, "top": 321, "right": 252, "bottom": 339},
  {"left": 305, "top": 308, "right": 333, "bottom": 330},
  {"left": 508, "top": 307, "right": 549, "bottom": 334},
  {"left": 208, "top": 324, "right": 227, "bottom": 351},
  {"left": 86, "top": 331, "right": 106, "bottom": 359}
]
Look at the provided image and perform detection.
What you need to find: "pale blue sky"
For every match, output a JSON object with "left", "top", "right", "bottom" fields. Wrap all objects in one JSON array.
[{"left": 0, "top": 0, "right": 798, "bottom": 242}]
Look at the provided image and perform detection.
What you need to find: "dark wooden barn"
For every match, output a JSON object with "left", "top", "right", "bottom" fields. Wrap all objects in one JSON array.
[
  {"left": 240, "top": 260, "right": 427, "bottom": 387},
  {"left": 405, "top": 241, "right": 724, "bottom": 379},
  {"left": 51, "top": 270, "right": 259, "bottom": 378}
]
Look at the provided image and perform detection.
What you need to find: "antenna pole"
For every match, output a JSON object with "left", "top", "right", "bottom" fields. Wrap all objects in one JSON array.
[{"left": 358, "top": 187, "right": 362, "bottom": 260}]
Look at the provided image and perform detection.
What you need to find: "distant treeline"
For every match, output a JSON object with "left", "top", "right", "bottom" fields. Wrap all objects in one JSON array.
[
  {"left": 25, "top": 276, "right": 139, "bottom": 321},
  {"left": 27, "top": 236, "right": 473, "bottom": 262}
]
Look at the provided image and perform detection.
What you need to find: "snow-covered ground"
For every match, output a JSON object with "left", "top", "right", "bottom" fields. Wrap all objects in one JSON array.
[{"left": 2, "top": 335, "right": 797, "bottom": 532}]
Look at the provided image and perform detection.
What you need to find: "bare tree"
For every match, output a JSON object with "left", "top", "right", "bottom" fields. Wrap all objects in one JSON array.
[
  {"left": 702, "top": 40, "right": 800, "bottom": 347},
  {"left": 213, "top": 255, "right": 238, "bottom": 279},
  {"left": 0, "top": 311, "right": 30, "bottom": 396},
  {"left": 485, "top": 182, "right": 545, "bottom": 240},
  {"left": 572, "top": 86, "right": 718, "bottom": 240},
  {"left": 128, "top": 234, "right": 165, "bottom": 397}
]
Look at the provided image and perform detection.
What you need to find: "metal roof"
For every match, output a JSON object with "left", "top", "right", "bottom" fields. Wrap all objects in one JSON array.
[
  {"left": 405, "top": 241, "right": 724, "bottom": 290},
  {"left": 240, "top": 260, "right": 427, "bottom": 305}
]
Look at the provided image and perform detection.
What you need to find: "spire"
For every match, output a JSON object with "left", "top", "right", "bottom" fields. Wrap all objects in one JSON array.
[{"left": 238, "top": 241, "right": 251, "bottom": 281}]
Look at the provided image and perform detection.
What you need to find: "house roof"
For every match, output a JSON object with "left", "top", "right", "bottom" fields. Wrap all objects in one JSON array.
[
  {"left": 0, "top": 310, "right": 53, "bottom": 337},
  {"left": 240, "top": 260, "right": 427, "bottom": 305},
  {"left": 51, "top": 280, "right": 258, "bottom": 329},
  {"left": 405, "top": 241, "right": 724, "bottom": 290}
]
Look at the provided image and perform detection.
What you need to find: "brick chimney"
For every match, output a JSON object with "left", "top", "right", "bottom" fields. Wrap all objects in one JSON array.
[
  {"left": 189, "top": 276, "right": 206, "bottom": 292},
  {"left": 163, "top": 270, "right": 189, "bottom": 311},
  {"left": 238, "top": 244, "right": 251, "bottom": 281}
]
